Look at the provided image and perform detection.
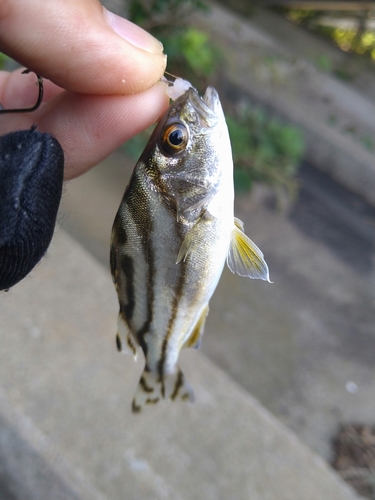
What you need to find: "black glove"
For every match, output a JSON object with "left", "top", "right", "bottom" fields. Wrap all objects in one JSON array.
[{"left": 0, "top": 127, "right": 64, "bottom": 291}]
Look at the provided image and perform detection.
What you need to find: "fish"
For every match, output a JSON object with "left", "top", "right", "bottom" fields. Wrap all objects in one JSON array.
[{"left": 110, "top": 79, "right": 270, "bottom": 413}]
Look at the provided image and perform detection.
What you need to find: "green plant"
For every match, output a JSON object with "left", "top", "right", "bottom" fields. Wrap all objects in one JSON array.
[
  {"left": 122, "top": 126, "right": 153, "bottom": 161},
  {"left": 227, "top": 104, "right": 305, "bottom": 198},
  {"left": 127, "top": 0, "right": 219, "bottom": 85},
  {"left": 314, "top": 54, "right": 333, "bottom": 72},
  {"left": 361, "top": 135, "right": 374, "bottom": 152},
  {"left": 128, "top": 0, "right": 207, "bottom": 29},
  {"left": 0, "top": 52, "right": 9, "bottom": 70},
  {"left": 281, "top": 7, "right": 375, "bottom": 61},
  {"left": 161, "top": 27, "right": 219, "bottom": 79}
]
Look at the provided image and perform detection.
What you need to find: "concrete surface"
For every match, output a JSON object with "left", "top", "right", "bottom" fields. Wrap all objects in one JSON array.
[{"left": 0, "top": 228, "right": 362, "bottom": 500}]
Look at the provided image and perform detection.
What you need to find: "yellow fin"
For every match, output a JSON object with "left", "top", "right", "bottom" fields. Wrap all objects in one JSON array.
[
  {"left": 227, "top": 218, "right": 271, "bottom": 282},
  {"left": 183, "top": 304, "right": 209, "bottom": 349},
  {"left": 234, "top": 216, "right": 245, "bottom": 231}
]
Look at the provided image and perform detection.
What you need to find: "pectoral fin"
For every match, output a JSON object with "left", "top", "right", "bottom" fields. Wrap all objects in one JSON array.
[
  {"left": 176, "top": 212, "right": 213, "bottom": 263},
  {"left": 176, "top": 225, "right": 199, "bottom": 264},
  {"left": 227, "top": 217, "right": 271, "bottom": 282}
]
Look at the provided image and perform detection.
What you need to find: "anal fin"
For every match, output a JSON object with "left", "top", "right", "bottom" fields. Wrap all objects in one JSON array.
[{"left": 183, "top": 304, "right": 209, "bottom": 349}]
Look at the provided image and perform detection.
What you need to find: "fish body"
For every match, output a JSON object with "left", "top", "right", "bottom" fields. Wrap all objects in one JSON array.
[{"left": 111, "top": 82, "right": 270, "bottom": 412}]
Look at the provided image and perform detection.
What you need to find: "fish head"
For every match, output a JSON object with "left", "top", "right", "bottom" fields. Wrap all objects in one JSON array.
[{"left": 141, "top": 86, "right": 233, "bottom": 221}]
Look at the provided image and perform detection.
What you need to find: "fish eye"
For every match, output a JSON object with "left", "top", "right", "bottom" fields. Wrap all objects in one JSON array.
[{"left": 159, "top": 123, "right": 188, "bottom": 156}]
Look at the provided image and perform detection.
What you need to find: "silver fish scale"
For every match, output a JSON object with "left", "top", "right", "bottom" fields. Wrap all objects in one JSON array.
[{"left": 111, "top": 160, "right": 226, "bottom": 376}]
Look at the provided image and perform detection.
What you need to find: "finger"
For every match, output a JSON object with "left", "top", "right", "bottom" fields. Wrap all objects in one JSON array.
[
  {"left": 0, "top": 0, "right": 167, "bottom": 95},
  {"left": 2, "top": 81, "right": 170, "bottom": 180},
  {"left": 50, "top": 82, "right": 170, "bottom": 179},
  {"left": 0, "top": 69, "right": 63, "bottom": 110}
]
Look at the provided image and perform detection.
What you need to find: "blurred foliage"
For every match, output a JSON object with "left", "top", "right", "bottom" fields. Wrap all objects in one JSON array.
[
  {"left": 361, "top": 135, "right": 374, "bottom": 152},
  {"left": 160, "top": 28, "right": 220, "bottom": 79},
  {"left": 124, "top": 0, "right": 304, "bottom": 197},
  {"left": 282, "top": 9, "right": 375, "bottom": 61},
  {"left": 318, "top": 26, "right": 375, "bottom": 60},
  {"left": 128, "top": 0, "right": 207, "bottom": 28},
  {"left": 314, "top": 53, "right": 333, "bottom": 72},
  {"left": 121, "top": 126, "right": 154, "bottom": 160},
  {"left": 127, "top": 0, "right": 218, "bottom": 84},
  {"left": 227, "top": 105, "right": 304, "bottom": 199},
  {"left": 0, "top": 52, "right": 10, "bottom": 70}
]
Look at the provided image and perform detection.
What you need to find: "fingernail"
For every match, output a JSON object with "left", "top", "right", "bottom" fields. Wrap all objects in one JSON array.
[{"left": 104, "top": 9, "right": 164, "bottom": 54}]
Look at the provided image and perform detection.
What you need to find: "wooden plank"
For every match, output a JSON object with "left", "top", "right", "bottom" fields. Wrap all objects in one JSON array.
[{"left": 262, "top": 1, "right": 375, "bottom": 9}]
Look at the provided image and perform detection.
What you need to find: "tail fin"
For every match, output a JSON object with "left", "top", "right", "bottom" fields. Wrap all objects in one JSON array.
[{"left": 132, "top": 366, "right": 194, "bottom": 413}]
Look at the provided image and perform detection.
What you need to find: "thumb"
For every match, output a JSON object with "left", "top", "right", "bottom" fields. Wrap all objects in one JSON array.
[{"left": 0, "top": 0, "right": 167, "bottom": 95}]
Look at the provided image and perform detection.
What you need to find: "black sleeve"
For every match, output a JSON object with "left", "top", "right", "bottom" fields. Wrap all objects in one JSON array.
[{"left": 0, "top": 127, "right": 64, "bottom": 291}]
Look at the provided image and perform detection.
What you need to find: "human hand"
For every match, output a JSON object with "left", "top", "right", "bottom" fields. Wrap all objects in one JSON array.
[{"left": 0, "top": 0, "right": 169, "bottom": 180}]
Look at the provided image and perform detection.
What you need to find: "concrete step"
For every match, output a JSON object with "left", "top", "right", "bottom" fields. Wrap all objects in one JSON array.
[{"left": 0, "top": 229, "right": 362, "bottom": 500}]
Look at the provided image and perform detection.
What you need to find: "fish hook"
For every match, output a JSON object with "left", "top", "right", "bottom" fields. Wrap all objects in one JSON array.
[
  {"left": 161, "top": 71, "right": 179, "bottom": 86},
  {"left": 0, "top": 69, "right": 43, "bottom": 115}
]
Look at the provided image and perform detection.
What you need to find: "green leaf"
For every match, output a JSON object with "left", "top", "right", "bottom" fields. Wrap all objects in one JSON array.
[{"left": 0, "top": 52, "right": 10, "bottom": 70}]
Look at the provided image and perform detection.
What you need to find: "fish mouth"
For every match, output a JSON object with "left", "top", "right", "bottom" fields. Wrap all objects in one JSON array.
[
  {"left": 183, "top": 86, "right": 221, "bottom": 127},
  {"left": 202, "top": 86, "right": 220, "bottom": 112},
  {"left": 201, "top": 86, "right": 224, "bottom": 124}
]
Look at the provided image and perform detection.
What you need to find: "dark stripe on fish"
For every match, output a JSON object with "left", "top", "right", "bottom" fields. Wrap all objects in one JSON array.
[
  {"left": 109, "top": 244, "right": 117, "bottom": 284},
  {"left": 127, "top": 333, "right": 137, "bottom": 357},
  {"left": 158, "top": 223, "right": 187, "bottom": 383},
  {"left": 171, "top": 369, "right": 184, "bottom": 400},
  {"left": 110, "top": 214, "right": 127, "bottom": 281},
  {"left": 181, "top": 392, "right": 192, "bottom": 401},
  {"left": 119, "top": 255, "right": 135, "bottom": 321},
  {"left": 132, "top": 400, "right": 141, "bottom": 413},
  {"left": 116, "top": 333, "right": 122, "bottom": 352},
  {"left": 146, "top": 397, "right": 160, "bottom": 405},
  {"left": 135, "top": 239, "right": 155, "bottom": 358},
  {"left": 115, "top": 220, "right": 127, "bottom": 246},
  {"left": 125, "top": 173, "right": 156, "bottom": 358},
  {"left": 140, "top": 375, "right": 154, "bottom": 393}
]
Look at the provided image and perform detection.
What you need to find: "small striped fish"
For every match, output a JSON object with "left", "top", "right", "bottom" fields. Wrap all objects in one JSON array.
[{"left": 110, "top": 80, "right": 270, "bottom": 413}]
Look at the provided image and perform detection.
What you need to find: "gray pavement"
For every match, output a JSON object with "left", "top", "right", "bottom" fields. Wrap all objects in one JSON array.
[{"left": 0, "top": 221, "right": 362, "bottom": 500}]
